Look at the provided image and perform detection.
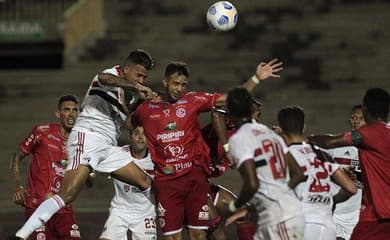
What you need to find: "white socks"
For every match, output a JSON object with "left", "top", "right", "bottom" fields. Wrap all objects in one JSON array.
[{"left": 16, "top": 194, "right": 65, "bottom": 239}]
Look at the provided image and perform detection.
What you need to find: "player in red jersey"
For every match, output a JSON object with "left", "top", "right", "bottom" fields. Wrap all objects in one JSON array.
[
  {"left": 130, "top": 60, "right": 282, "bottom": 240},
  {"left": 10, "top": 94, "right": 81, "bottom": 240},
  {"left": 309, "top": 88, "right": 390, "bottom": 240}
]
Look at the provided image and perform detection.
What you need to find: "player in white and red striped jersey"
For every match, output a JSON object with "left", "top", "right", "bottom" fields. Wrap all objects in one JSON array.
[
  {"left": 10, "top": 94, "right": 81, "bottom": 239},
  {"left": 323, "top": 105, "right": 365, "bottom": 240},
  {"left": 15, "top": 50, "right": 156, "bottom": 240},
  {"left": 100, "top": 126, "right": 156, "bottom": 240},
  {"left": 223, "top": 88, "right": 306, "bottom": 240},
  {"left": 277, "top": 106, "right": 357, "bottom": 240}
]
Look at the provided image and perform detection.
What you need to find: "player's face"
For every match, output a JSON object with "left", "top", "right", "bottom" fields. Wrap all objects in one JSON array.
[
  {"left": 124, "top": 64, "right": 148, "bottom": 84},
  {"left": 130, "top": 126, "right": 147, "bottom": 153},
  {"left": 57, "top": 101, "right": 79, "bottom": 131},
  {"left": 163, "top": 73, "right": 188, "bottom": 101},
  {"left": 349, "top": 108, "right": 365, "bottom": 130}
]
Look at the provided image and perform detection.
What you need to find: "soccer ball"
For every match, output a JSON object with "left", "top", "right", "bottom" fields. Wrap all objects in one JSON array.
[{"left": 206, "top": 1, "right": 238, "bottom": 31}]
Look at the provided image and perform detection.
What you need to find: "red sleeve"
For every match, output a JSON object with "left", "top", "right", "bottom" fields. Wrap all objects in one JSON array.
[
  {"left": 132, "top": 103, "right": 143, "bottom": 125},
  {"left": 19, "top": 126, "right": 40, "bottom": 155},
  {"left": 343, "top": 130, "right": 363, "bottom": 146},
  {"left": 196, "top": 92, "right": 222, "bottom": 112}
]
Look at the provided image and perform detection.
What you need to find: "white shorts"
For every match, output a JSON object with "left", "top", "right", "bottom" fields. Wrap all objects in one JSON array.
[
  {"left": 99, "top": 210, "right": 157, "bottom": 240},
  {"left": 66, "top": 130, "right": 132, "bottom": 173},
  {"left": 304, "top": 221, "right": 336, "bottom": 240},
  {"left": 334, "top": 189, "right": 362, "bottom": 240},
  {"left": 255, "top": 215, "right": 305, "bottom": 240}
]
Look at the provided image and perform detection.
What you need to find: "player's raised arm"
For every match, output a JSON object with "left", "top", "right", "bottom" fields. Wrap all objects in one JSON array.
[
  {"left": 331, "top": 168, "right": 358, "bottom": 204},
  {"left": 215, "top": 58, "right": 283, "bottom": 106}
]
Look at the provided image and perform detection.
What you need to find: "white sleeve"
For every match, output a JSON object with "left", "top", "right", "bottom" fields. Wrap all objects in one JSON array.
[{"left": 229, "top": 134, "right": 254, "bottom": 168}]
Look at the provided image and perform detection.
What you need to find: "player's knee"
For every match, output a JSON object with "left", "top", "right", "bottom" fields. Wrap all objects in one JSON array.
[
  {"left": 188, "top": 229, "right": 207, "bottom": 240},
  {"left": 58, "top": 187, "right": 78, "bottom": 204}
]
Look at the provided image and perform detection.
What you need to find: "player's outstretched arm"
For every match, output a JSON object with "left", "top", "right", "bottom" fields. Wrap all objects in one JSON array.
[
  {"left": 242, "top": 58, "right": 284, "bottom": 93},
  {"left": 10, "top": 150, "right": 28, "bottom": 206},
  {"left": 308, "top": 134, "right": 350, "bottom": 149},
  {"left": 285, "top": 152, "right": 306, "bottom": 189},
  {"left": 215, "top": 58, "right": 283, "bottom": 106}
]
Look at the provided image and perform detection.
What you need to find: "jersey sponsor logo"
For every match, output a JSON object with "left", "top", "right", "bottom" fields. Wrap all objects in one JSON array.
[
  {"left": 198, "top": 211, "right": 209, "bottom": 220},
  {"left": 163, "top": 109, "right": 170, "bottom": 117},
  {"left": 48, "top": 134, "right": 61, "bottom": 142},
  {"left": 36, "top": 232, "right": 46, "bottom": 240},
  {"left": 148, "top": 103, "right": 161, "bottom": 109},
  {"left": 37, "top": 125, "right": 50, "bottom": 131},
  {"left": 177, "top": 99, "right": 188, "bottom": 104},
  {"left": 157, "top": 130, "right": 184, "bottom": 142},
  {"left": 164, "top": 121, "right": 177, "bottom": 131},
  {"left": 149, "top": 114, "right": 161, "bottom": 119},
  {"left": 52, "top": 162, "right": 65, "bottom": 177},
  {"left": 70, "top": 224, "right": 81, "bottom": 237},
  {"left": 164, "top": 143, "right": 184, "bottom": 157},
  {"left": 176, "top": 108, "right": 186, "bottom": 118},
  {"left": 307, "top": 194, "right": 331, "bottom": 205},
  {"left": 194, "top": 96, "right": 207, "bottom": 101}
]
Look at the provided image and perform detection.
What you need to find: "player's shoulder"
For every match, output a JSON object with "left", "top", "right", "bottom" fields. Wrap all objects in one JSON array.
[
  {"left": 102, "top": 65, "right": 121, "bottom": 76},
  {"left": 184, "top": 91, "right": 216, "bottom": 100},
  {"left": 33, "top": 123, "right": 59, "bottom": 133}
]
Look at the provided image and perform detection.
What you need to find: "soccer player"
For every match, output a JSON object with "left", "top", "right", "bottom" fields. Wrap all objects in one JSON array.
[
  {"left": 278, "top": 106, "right": 357, "bottom": 240},
  {"left": 130, "top": 59, "right": 283, "bottom": 240},
  {"left": 14, "top": 49, "right": 156, "bottom": 240},
  {"left": 309, "top": 88, "right": 390, "bottom": 240},
  {"left": 323, "top": 105, "right": 365, "bottom": 240},
  {"left": 100, "top": 126, "right": 156, "bottom": 240},
  {"left": 201, "top": 99, "right": 262, "bottom": 240},
  {"left": 223, "top": 87, "right": 305, "bottom": 240},
  {"left": 10, "top": 94, "right": 81, "bottom": 239}
]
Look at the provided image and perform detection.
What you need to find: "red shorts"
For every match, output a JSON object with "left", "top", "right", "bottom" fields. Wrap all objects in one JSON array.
[
  {"left": 351, "top": 220, "right": 390, "bottom": 240},
  {"left": 154, "top": 166, "right": 210, "bottom": 235},
  {"left": 26, "top": 208, "right": 81, "bottom": 239}
]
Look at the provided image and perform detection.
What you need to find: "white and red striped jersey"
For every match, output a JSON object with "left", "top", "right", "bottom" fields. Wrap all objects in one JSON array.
[
  {"left": 290, "top": 142, "right": 339, "bottom": 224},
  {"left": 229, "top": 122, "right": 302, "bottom": 226},
  {"left": 74, "top": 66, "right": 130, "bottom": 145},
  {"left": 109, "top": 145, "right": 155, "bottom": 215}
]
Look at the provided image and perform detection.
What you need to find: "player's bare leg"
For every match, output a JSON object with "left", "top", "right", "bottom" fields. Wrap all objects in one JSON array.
[
  {"left": 58, "top": 165, "right": 90, "bottom": 203},
  {"left": 188, "top": 229, "right": 207, "bottom": 240},
  {"left": 111, "top": 162, "right": 152, "bottom": 191},
  {"left": 208, "top": 196, "right": 228, "bottom": 240}
]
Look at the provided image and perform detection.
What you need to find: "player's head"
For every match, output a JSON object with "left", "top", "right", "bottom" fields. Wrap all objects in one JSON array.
[
  {"left": 56, "top": 94, "right": 80, "bottom": 131},
  {"left": 362, "top": 88, "right": 389, "bottom": 122},
  {"left": 227, "top": 87, "right": 253, "bottom": 121},
  {"left": 163, "top": 61, "right": 189, "bottom": 101},
  {"left": 252, "top": 98, "right": 262, "bottom": 122},
  {"left": 129, "top": 126, "right": 147, "bottom": 155},
  {"left": 349, "top": 104, "right": 365, "bottom": 130},
  {"left": 122, "top": 49, "right": 154, "bottom": 84},
  {"left": 277, "top": 106, "right": 305, "bottom": 136}
]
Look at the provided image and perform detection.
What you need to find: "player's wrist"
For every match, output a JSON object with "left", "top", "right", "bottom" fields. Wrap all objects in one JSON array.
[
  {"left": 223, "top": 143, "right": 229, "bottom": 152},
  {"left": 228, "top": 200, "right": 238, "bottom": 212},
  {"left": 251, "top": 74, "right": 260, "bottom": 84}
]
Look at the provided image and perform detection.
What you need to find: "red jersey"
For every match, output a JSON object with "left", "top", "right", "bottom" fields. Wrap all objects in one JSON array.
[
  {"left": 133, "top": 92, "right": 221, "bottom": 180},
  {"left": 345, "top": 121, "right": 390, "bottom": 221},
  {"left": 201, "top": 123, "right": 235, "bottom": 177},
  {"left": 19, "top": 123, "right": 72, "bottom": 213}
]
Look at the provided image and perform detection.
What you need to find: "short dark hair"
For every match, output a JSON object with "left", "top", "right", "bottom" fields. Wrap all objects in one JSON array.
[
  {"left": 278, "top": 106, "right": 305, "bottom": 135},
  {"left": 227, "top": 87, "right": 253, "bottom": 118},
  {"left": 123, "top": 49, "right": 154, "bottom": 70},
  {"left": 363, "top": 88, "right": 389, "bottom": 119},
  {"left": 165, "top": 61, "right": 189, "bottom": 78},
  {"left": 58, "top": 94, "right": 79, "bottom": 109},
  {"left": 351, "top": 104, "right": 362, "bottom": 113}
]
